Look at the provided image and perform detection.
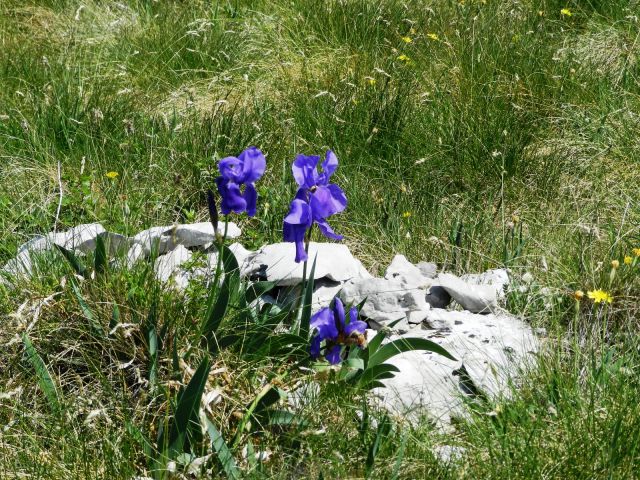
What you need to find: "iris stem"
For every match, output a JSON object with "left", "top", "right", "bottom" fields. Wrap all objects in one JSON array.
[{"left": 296, "top": 227, "right": 313, "bottom": 335}]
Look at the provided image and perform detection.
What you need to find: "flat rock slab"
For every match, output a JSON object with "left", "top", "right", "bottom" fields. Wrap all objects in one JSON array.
[
  {"left": 372, "top": 308, "right": 539, "bottom": 428},
  {"left": 437, "top": 272, "right": 498, "bottom": 314},
  {"left": 247, "top": 242, "right": 371, "bottom": 286},
  {"left": 133, "top": 222, "right": 241, "bottom": 254}
]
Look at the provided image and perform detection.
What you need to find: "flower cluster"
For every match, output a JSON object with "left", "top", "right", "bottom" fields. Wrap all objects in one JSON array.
[
  {"left": 282, "top": 151, "right": 347, "bottom": 263},
  {"left": 310, "top": 298, "right": 367, "bottom": 365},
  {"left": 215, "top": 146, "right": 355, "bottom": 364},
  {"left": 215, "top": 146, "right": 266, "bottom": 217}
]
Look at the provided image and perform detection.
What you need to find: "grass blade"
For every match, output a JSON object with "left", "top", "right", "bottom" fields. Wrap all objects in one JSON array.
[
  {"left": 161, "top": 356, "right": 212, "bottom": 459},
  {"left": 71, "top": 280, "right": 103, "bottom": 336},
  {"left": 94, "top": 233, "right": 108, "bottom": 275},
  {"left": 55, "top": 244, "right": 87, "bottom": 277},
  {"left": 204, "top": 417, "right": 241, "bottom": 479},
  {"left": 22, "top": 334, "right": 60, "bottom": 414}
]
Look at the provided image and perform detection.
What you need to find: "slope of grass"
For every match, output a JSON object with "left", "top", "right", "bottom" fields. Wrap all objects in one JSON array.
[{"left": 2, "top": 0, "right": 640, "bottom": 478}]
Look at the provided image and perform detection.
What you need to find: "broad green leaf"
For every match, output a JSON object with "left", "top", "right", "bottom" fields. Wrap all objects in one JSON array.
[
  {"left": 72, "top": 280, "right": 103, "bottom": 335},
  {"left": 161, "top": 356, "right": 212, "bottom": 459},
  {"left": 204, "top": 417, "right": 241, "bottom": 480},
  {"left": 266, "top": 409, "right": 308, "bottom": 428},
  {"left": 94, "top": 234, "right": 108, "bottom": 275},
  {"left": 367, "top": 337, "right": 456, "bottom": 369},
  {"left": 22, "top": 334, "right": 60, "bottom": 414},
  {"left": 202, "top": 245, "right": 240, "bottom": 348},
  {"left": 55, "top": 244, "right": 87, "bottom": 277},
  {"left": 244, "top": 281, "right": 276, "bottom": 306},
  {"left": 357, "top": 363, "right": 400, "bottom": 389}
]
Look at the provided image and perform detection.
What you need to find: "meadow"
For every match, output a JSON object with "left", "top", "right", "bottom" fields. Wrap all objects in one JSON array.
[{"left": 2, "top": 0, "right": 640, "bottom": 478}]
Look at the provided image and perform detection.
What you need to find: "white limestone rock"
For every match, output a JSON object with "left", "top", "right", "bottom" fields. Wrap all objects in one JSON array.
[
  {"left": 20, "top": 223, "right": 107, "bottom": 253},
  {"left": 247, "top": 242, "right": 371, "bottom": 286},
  {"left": 384, "top": 254, "right": 432, "bottom": 289},
  {"left": 416, "top": 261, "right": 438, "bottom": 279},
  {"left": 437, "top": 273, "right": 498, "bottom": 313},
  {"left": 154, "top": 245, "right": 192, "bottom": 284},
  {"left": 340, "top": 277, "right": 428, "bottom": 327},
  {"left": 133, "top": 222, "right": 241, "bottom": 254},
  {"left": 372, "top": 308, "right": 539, "bottom": 428},
  {"left": 461, "top": 268, "right": 510, "bottom": 299}
]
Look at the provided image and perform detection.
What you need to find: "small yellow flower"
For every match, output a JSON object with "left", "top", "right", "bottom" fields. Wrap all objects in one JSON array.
[
  {"left": 367, "top": 78, "right": 376, "bottom": 86},
  {"left": 633, "top": 248, "right": 640, "bottom": 257},
  {"left": 427, "top": 33, "right": 439, "bottom": 41},
  {"left": 560, "top": 8, "right": 572, "bottom": 17},
  {"left": 402, "top": 211, "right": 412, "bottom": 218},
  {"left": 611, "top": 260, "right": 620, "bottom": 269},
  {"left": 624, "top": 256, "right": 633, "bottom": 265},
  {"left": 587, "top": 289, "right": 613, "bottom": 304},
  {"left": 397, "top": 54, "right": 410, "bottom": 62},
  {"left": 573, "top": 290, "right": 584, "bottom": 301},
  {"left": 105, "top": 171, "right": 119, "bottom": 179},
  {"left": 401, "top": 36, "right": 412, "bottom": 43}
]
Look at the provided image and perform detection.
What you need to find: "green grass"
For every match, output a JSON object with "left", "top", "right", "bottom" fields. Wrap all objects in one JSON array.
[{"left": 2, "top": 0, "right": 640, "bottom": 478}]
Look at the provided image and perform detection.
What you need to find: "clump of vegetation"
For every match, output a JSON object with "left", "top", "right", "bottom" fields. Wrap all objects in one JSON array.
[{"left": 2, "top": 0, "right": 640, "bottom": 478}]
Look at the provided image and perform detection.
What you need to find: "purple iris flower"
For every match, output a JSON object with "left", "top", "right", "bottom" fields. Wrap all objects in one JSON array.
[
  {"left": 215, "top": 146, "right": 266, "bottom": 217},
  {"left": 283, "top": 151, "right": 347, "bottom": 262},
  {"left": 310, "top": 297, "right": 367, "bottom": 365}
]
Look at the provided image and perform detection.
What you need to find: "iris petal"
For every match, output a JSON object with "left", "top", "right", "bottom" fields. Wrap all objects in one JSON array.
[
  {"left": 320, "top": 150, "right": 338, "bottom": 183},
  {"left": 239, "top": 146, "right": 266, "bottom": 183},
  {"left": 309, "top": 185, "right": 347, "bottom": 219},
  {"left": 310, "top": 307, "right": 339, "bottom": 340},
  {"left": 316, "top": 218, "right": 343, "bottom": 241},
  {"left": 325, "top": 345, "right": 343, "bottom": 365},
  {"left": 243, "top": 183, "right": 258, "bottom": 217},
  {"left": 310, "top": 335, "right": 322, "bottom": 359},
  {"left": 333, "top": 297, "right": 346, "bottom": 331},
  {"left": 216, "top": 178, "right": 247, "bottom": 214},
  {"left": 218, "top": 157, "right": 243, "bottom": 183},
  {"left": 292, "top": 154, "right": 320, "bottom": 189}
]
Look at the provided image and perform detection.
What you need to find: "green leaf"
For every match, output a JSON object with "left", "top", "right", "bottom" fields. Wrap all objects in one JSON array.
[
  {"left": 161, "top": 356, "right": 212, "bottom": 459},
  {"left": 390, "top": 429, "right": 409, "bottom": 480},
  {"left": 109, "top": 303, "right": 120, "bottom": 333},
  {"left": 358, "top": 363, "right": 400, "bottom": 389},
  {"left": 202, "top": 245, "right": 240, "bottom": 349},
  {"left": 22, "top": 334, "right": 60, "bottom": 414},
  {"left": 244, "top": 281, "right": 276, "bottom": 306},
  {"left": 299, "top": 255, "right": 317, "bottom": 339},
  {"left": 365, "top": 414, "right": 392, "bottom": 478},
  {"left": 55, "top": 244, "right": 87, "bottom": 277},
  {"left": 71, "top": 280, "right": 103, "bottom": 336},
  {"left": 266, "top": 409, "right": 308, "bottom": 428},
  {"left": 94, "top": 234, "right": 108, "bottom": 275},
  {"left": 204, "top": 417, "right": 241, "bottom": 479},
  {"left": 367, "top": 337, "right": 456, "bottom": 370}
]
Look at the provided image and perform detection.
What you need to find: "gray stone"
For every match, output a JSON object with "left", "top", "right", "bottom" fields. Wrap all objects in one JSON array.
[
  {"left": 133, "top": 222, "right": 241, "bottom": 254},
  {"left": 340, "top": 277, "right": 427, "bottom": 327},
  {"left": 247, "top": 242, "right": 371, "bottom": 286},
  {"left": 371, "top": 308, "right": 539, "bottom": 428},
  {"left": 126, "top": 243, "right": 145, "bottom": 268},
  {"left": 461, "top": 268, "right": 510, "bottom": 299},
  {"left": 20, "top": 223, "right": 107, "bottom": 253},
  {"left": 384, "top": 254, "right": 432, "bottom": 289},
  {"left": 154, "top": 245, "right": 192, "bottom": 284},
  {"left": 416, "top": 261, "right": 438, "bottom": 279},
  {"left": 437, "top": 273, "right": 498, "bottom": 313}
]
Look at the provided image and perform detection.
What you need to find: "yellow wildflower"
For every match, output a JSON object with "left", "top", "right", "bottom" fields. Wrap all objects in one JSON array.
[
  {"left": 367, "top": 78, "right": 376, "bottom": 86},
  {"left": 624, "top": 256, "right": 633, "bottom": 265},
  {"left": 401, "top": 36, "right": 412, "bottom": 43},
  {"left": 587, "top": 290, "right": 613, "bottom": 304},
  {"left": 573, "top": 290, "right": 584, "bottom": 301},
  {"left": 611, "top": 260, "right": 620, "bottom": 269},
  {"left": 402, "top": 211, "right": 412, "bottom": 218},
  {"left": 633, "top": 248, "right": 640, "bottom": 257},
  {"left": 560, "top": 8, "right": 572, "bottom": 17},
  {"left": 427, "top": 33, "right": 439, "bottom": 41},
  {"left": 397, "top": 54, "right": 410, "bottom": 62},
  {"left": 105, "top": 171, "right": 119, "bottom": 179}
]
